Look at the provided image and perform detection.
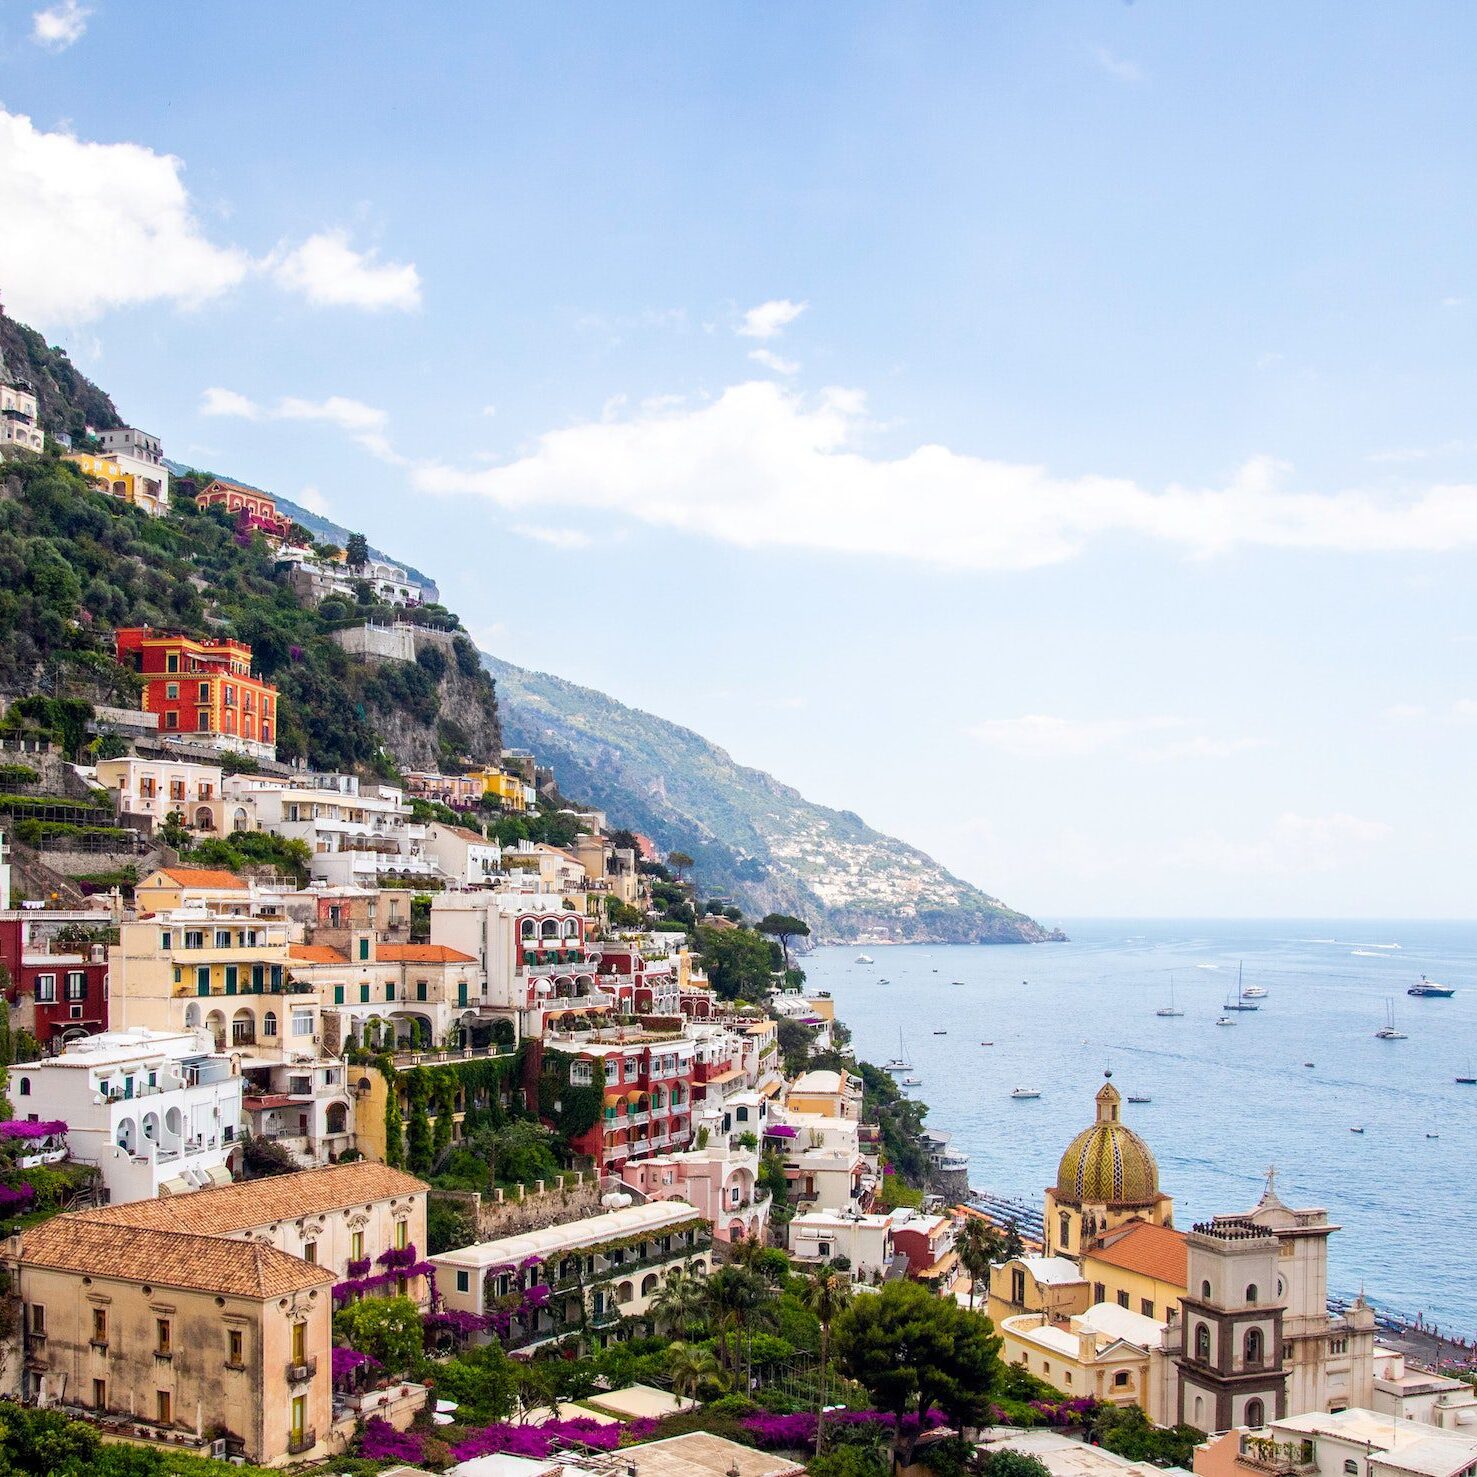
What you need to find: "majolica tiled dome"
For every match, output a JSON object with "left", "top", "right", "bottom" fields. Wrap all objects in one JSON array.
[{"left": 1055, "top": 1076, "right": 1159, "bottom": 1207}]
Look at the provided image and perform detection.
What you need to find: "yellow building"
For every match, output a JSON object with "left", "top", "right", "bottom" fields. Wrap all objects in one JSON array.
[
  {"left": 469, "top": 767, "right": 528, "bottom": 812},
  {"left": 65, "top": 450, "right": 170, "bottom": 516},
  {"left": 1001, "top": 1302, "right": 1170, "bottom": 1419},
  {"left": 1080, "top": 1220, "right": 1188, "bottom": 1325},
  {"left": 1044, "top": 1075, "right": 1173, "bottom": 1261},
  {"left": 988, "top": 1253, "right": 1091, "bottom": 1328},
  {"left": 784, "top": 1067, "right": 861, "bottom": 1120}
]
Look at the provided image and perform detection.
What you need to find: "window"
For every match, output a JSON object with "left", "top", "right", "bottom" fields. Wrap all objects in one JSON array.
[
  {"left": 228, "top": 1328, "right": 244, "bottom": 1365},
  {"left": 570, "top": 1062, "right": 593, "bottom": 1086},
  {"left": 358, "top": 938, "right": 369, "bottom": 961},
  {"left": 198, "top": 681, "right": 210, "bottom": 701},
  {"left": 351, "top": 1230, "right": 364, "bottom": 1261},
  {"left": 66, "top": 971, "right": 86, "bottom": 1001},
  {"left": 1245, "top": 1399, "right": 1265, "bottom": 1429},
  {"left": 92, "top": 1308, "right": 108, "bottom": 1343},
  {"left": 1331, "top": 1336, "right": 1348, "bottom": 1355},
  {"left": 1114, "top": 1371, "right": 1130, "bottom": 1388},
  {"left": 292, "top": 1322, "right": 306, "bottom": 1363},
  {"left": 395, "top": 1219, "right": 408, "bottom": 1249},
  {"left": 184, "top": 930, "right": 204, "bottom": 950},
  {"left": 1246, "top": 1327, "right": 1264, "bottom": 1364},
  {"left": 292, "top": 1011, "right": 313, "bottom": 1037},
  {"left": 156, "top": 1318, "right": 172, "bottom": 1354},
  {"left": 262, "top": 1011, "right": 278, "bottom": 1037},
  {"left": 1195, "top": 1323, "right": 1211, "bottom": 1361},
  {"left": 165, "top": 712, "right": 178, "bottom": 729},
  {"left": 386, "top": 982, "right": 395, "bottom": 1001},
  {"left": 18, "top": 1078, "right": 29, "bottom": 1097},
  {"left": 93, "top": 1378, "right": 106, "bottom": 1410},
  {"left": 817, "top": 1242, "right": 831, "bottom": 1258},
  {"left": 28, "top": 1304, "right": 45, "bottom": 1335},
  {"left": 303, "top": 1241, "right": 317, "bottom": 1265},
  {"left": 34, "top": 974, "right": 55, "bottom": 1003},
  {"left": 1246, "top": 1283, "right": 1259, "bottom": 1305},
  {"left": 215, "top": 929, "right": 231, "bottom": 948},
  {"left": 1011, "top": 1268, "right": 1026, "bottom": 1304},
  {"left": 417, "top": 979, "right": 428, "bottom": 1002},
  {"left": 160, "top": 930, "right": 172, "bottom": 950},
  {"left": 157, "top": 1390, "right": 172, "bottom": 1426},
  {"left": 360, "top": 984, "right": 370, "bottom": 1003},
  {"left": 1058, "top": 1212, "right": 1070, "bottom": 1249},
  {"left": 456, "top": 1269, "right": 470, "bottom": 1293},
  {"left": 1141, "top": 1299, "right": 1155, "bottom": 1319},
  {"left": 1344, "top": 1463, "right": 1359, "bottom": 1474},
  {"left": 1116, "top": 1289, "right": 1130, "bottom": 1309},
  {"left": 196, "top": 965, "right": 211, "bottom": 994}
]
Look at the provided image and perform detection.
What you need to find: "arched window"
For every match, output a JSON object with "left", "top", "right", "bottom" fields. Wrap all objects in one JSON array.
[
  {"left": 1344, "top": 1461, "right": 1359, "bottom": 1473},
  {"left": 1193, "top": 1396, "right": 1204, "bottom": 1426},
  {"left": 1195, "top": 1323, "right": 1212, "bottom": 1361},
  {"left": 1246, "top": 1327, "right": 1264, "bottom": 1365},
  {"left": 1059, "top": 1212, "right": 1071, "bottom": 1249},
  {"left": 1246, "top": 1283, "right": 1259, "bottom": 1304},
  {"left": 1201, "top": 1280, "right": 1212, "bottom": 1299},
  {"left": 520, "top": 919, "right": 535, "bottom": 940},
  {"left": 262, "top": 1011, "right": 278, "bottom": 1037},
  {"left": 17, "top": 1078, "right": 29, "bottom": 1097},
  {"left": 1245, "top": 1399, "right": 1265, "bottom": 1429}
]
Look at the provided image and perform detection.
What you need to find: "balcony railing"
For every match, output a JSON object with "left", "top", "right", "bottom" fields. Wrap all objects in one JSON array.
[
  {"left": 287, "top": 1430, "right": 317, "bottom": 1455},
  {"left": 285, "top": 1357, "right": 318, "bottom": 1383}
]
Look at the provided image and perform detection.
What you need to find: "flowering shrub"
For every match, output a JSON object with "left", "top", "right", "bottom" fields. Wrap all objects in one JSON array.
[
  {"left": 333, "top": 1260, "right": 436, "bottom": 1303},
  {"left": 741, "top": 1409, "right": 948, "bottom": 1449},
  {"left": 331, "top": 1346, "right": 382, "bottom": 1382},
  {"left": 347, "top": 1257, "right": 372, "bottom": 1277},
  {"left": 0, "top": 1184, "right": 35, "bottom": 1210},
  {"left": 449, "top": 1415, "right": 633, "bottom": 1461},
  {"left": 424, "top": 1308, "right": 488, "bottom": 1342},
  {"left": 1027, "top": 1397, "right": 1097, "bottom": 1427},
  {"left": 359, "top": 1418, "right": 424, "bottom": 1462},
  {"left": 0, "top": 1121, "right": 66, "bottom": 1139},
  {"left": 379, "top": 1243, "right": 420, "bottom": 1269}
]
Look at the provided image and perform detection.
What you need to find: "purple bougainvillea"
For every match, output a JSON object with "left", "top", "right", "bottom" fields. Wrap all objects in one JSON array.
[
  {"left": 359, "top": 1418, "right": 424, "bottom": 1462},
  {"left": 378, "top": 1243, "right": 420, "bottom": 1269},
  {"left": 741, "top": 1409, "right": 948, "bottom": 1450},
  {"left": 0, "top": 1184, "right": 36, "bottom": 1210},
  {"left": 331, "top": 1346, "right": 382, "bottom": 1382},
  {"left": 0, "top": 1121, "right": 66, "bottom": 1139}
]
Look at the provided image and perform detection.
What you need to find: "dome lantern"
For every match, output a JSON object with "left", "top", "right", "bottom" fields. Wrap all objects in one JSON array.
[{"left": 1054, "top": 1076, "right": 1160, "bottom": 1209}]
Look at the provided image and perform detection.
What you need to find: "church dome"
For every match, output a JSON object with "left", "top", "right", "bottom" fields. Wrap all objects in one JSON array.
[{"left": 1055, "top": 1076, "right": 1160, "bottom": 1207}]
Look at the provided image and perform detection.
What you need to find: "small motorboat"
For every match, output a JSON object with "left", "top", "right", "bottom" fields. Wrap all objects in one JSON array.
[
  {"left": 1304, "top": 1061, "right": 1315, "bottom": 1068},
  {"left": 950, "top": 980, "right": 966, "bottom": 986},
  {"left": 1426, "top": 1132, "right": 1440, "bottom": 1139},
  {"left": 932, "top": 1029, "right": 948, "bottom": 1035},
  {"left": 1126, "top": 1094, "right": 1151, "bottom": 1104},
  {"left": 877, "top": 978, "right": 892, "bottom": 985},
  {"left": 980, "top": 1041, "right": 994, "bottom": 1046},
  {"left": 855, "top": 954, "right": 874, "bottom": 965},
  {"left": 1216, "top": 1016, "right": 1235, "bottom": 1026},
  {"left": 902, "top": 1075, "right": 922, "bottom": 1087},
  {"left": 1010, "top": 1087, "right": 1042, "bottom": 1100},
  {"left": 1350, "top": 1126, "right": 1366, "bottom": 1134}
]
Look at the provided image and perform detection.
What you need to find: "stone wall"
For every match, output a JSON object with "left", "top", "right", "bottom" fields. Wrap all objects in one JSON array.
[
  {"left": 330, "top": 622, "right": 417, "bottom": 663},
  {"left": 437, "top": 1172, "right": 621, "bottom": 1242}
]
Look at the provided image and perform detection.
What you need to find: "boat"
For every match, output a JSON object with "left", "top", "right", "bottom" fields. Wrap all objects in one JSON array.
[
  {"left": 1374, "top": 999, "right": 1407, "bottom": 1040},
  {"left": 1126, "top": 1094, "right": 1151, "bottom": 1104},
  {"left": 950, "top": 980, "right": 966, "bottom": 986},
  {"left": 901, "top": 1075, "right": 922, "bottom": 1087},
  {"left": 877, "top": 978, "right": 892, "bottom": 986},
  {"left": 1223, "top": 962, "right": 1260, "bottom": 1011},
  {"left": 980, "top": 1041, "right": 994, "bottom": 1046},
  {"left": 1350, "top": 1126, "right": 1365, "bottom": 1134},
  {"left": 932, "top": 1029, "right": 948, "bottom": 1035},
  {"left": 1408, "top": 976, "right": 1456, "bottom": 998},
  {"left": 1456, "top": 1060, "right": 1476, "bottom": 1084},
  {"left": 1426, "top": 1132, "right": 1440, "bottom": 1139},
  {"left": 1156, "top": 975, "right": 1184, "bottom": 1018},
  {"left": 884, "top": 1028, "right": 913, "bottom": 1074},
  {"left": 1304, "top": 1061, "right": 1315, "bottom": 1068},
  {"left": 1242, "top": 984, "right": 1268, "bottom": 998},
  {"left": 855, "top": 954, "right": 874, "bottom": 965},
  {"left": 1216, "top": 1016, "right": 1234, "bottom": 1026},
  {"left": 1010, "top": 1087, "right": 1041, "bottom": 1100}
]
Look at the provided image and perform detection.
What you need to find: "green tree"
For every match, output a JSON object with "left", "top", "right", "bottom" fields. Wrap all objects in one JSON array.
[
  {"left": 757, "top": 912, "right": 810, "bottom": 970},
  {"left": 649, "top": 1265, "right": 710, "bottom": 1339},
  {"left": 955, "top": 1217, "right": 1004, "bottom": 1312},
  {"left": 433, "top": 1341, "right": 518, "bottom": 1425},
  {"left": 834, "top": 1280, "right": 1001, "bottom": 1467},
  {"left": 704, "top": 1265, "right": 775, "bottom": 1385},
  {"left": 158, "top": 810, "right": 193, "bottom": 851},
  {"left": 345, "top": 531, "right": 370, "bottom": 568},
  {"left": 666, "top": 1339, "right": 726, "bottom": 1402},
  {"left": 666, "top": 850, "right": 694, "bottom": 880},
  {"left": 698, "top": 924, "right": 781, "bottom": 1001},
  {"left": 800, "top": 1265, "right": 851, "bottom": 1455},
  {"left": 1001, "top": 1220, "right": 1025, "bottom": 1262},
  {"left": 333, "top": 1295, "right": 425, "bottom": 1377},
  {"left": 974, "top": 1452, "right": 1054, "bottom": 1477}
]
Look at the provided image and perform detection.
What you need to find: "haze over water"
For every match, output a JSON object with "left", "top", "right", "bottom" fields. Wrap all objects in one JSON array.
[{"left": 805, "top": 920, "right": 1477, "bottom": 1334}]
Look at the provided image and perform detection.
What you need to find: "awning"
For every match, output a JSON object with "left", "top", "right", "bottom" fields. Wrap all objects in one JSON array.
[
  {"left": 157, "top": 1177, "right": 190, "bottom": 1197},
  {"left": 706, "top": 1067, "right": 744, "bottom": 1086},
  {"left": 206, "top": 1164, "right": 234, "bottom": 1187},
  {"left": 921, "top": 1249, "right": 959, "bottom": 1280},
  {"left": 760, "top": 1079, "right": 784, "bottom": 1098}
]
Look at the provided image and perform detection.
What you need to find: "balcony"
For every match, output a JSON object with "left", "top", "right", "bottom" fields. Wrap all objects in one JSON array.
[
  {"left": 286, "top": 1430, "right": 317, "bottom": 1456},
  {"left": 285, "top": 1357, "right": 318, "bottom": 1384}
]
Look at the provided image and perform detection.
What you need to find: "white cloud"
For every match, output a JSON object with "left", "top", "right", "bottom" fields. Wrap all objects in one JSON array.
[
  {"left": 0, "top": 108, "right": 421, "bottom": 325},
  {"left": 199, "top": 387, "right": 407, "bottom": 464},
  {"left": 267, "top": 230, "right": 421, "bottom": 312},
  {"left": 1171, "top": 812, "right": 1391, "bottom": 876},
  {"left": 511, "top": 524, "right": 592, "bottom": 550},
  {"left": 294, "top": 485, "right": 330, "bottom": 516},
  {"left": 32, "top": 0, "right": 90, "bottom": 50},
  {"left": 748, "top": 348, "right": 799, "bottom": 376},
  {"left": 481, "top": 404, "right": 498, "bottom": 418},
  {"left": 1093, "top": 46, "right": 1143, "bottom": 83},
  {"left": 970, "top": 715, "right": 1183, "bottom": 758},
  {"left": 0, "top": 106, "right": 251, "bottom": 323},
  {"left": 1143, "top": 735, "right": 1270, "bottom": 761},
  {"left": 736, "top": 299, "right": 806, "bottom": 339},
  {"left": 1385, "top": 703, "right": 1428, "bottom": 721},
  {"left": 412, "top": 380, "right": 1477, "bottom": 571}
]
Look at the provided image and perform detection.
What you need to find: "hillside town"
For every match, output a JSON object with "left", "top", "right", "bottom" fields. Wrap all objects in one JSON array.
[{"left": 1, "top": 375, "right": 1475, "bottom": 1477}]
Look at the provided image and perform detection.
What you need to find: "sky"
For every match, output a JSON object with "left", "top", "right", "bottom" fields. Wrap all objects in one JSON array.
[{"left": 3, "top": 2, "right": 1476, "bottom": 921}]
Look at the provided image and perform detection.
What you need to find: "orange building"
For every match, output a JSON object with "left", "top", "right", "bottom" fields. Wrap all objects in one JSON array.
[
  {"left": 195, "top": 478, "right": 294, "bottom": 542},
  {"left": 115, "top": 627, "right": 279, "bottom": 760}
]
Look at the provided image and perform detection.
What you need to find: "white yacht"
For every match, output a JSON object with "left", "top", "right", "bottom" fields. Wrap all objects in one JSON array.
[
  {"left": 1010, "top": 1087, "right": 1042, "bottom": 1100},
  {"left": 1156, "top": 976, "right": 1184, "bottom": 1017},
  {"left": 855, "top": 954, "right": 874, "bottom": 965},
  {"left": 1242, "top": 984, "right": 1268, "bottom": 999},
  {"left": 1374, "top": 999, "right": 1407, "bottom": 1040}
]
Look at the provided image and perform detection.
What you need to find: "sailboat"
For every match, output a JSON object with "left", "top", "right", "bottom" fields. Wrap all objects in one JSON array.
[
  {"left": 884, "top": 1027, "right": 913, "bottom": 1073},
  {"left": 1223, "top": 962, "right": 1260, "bottom": 1012},
  {"left": 1156, "top": 975, "right": 1184, "bottom": 1018},
  {"left": 1374, "top": 999, "right": 1407, "bottom": 1040},
  {"left": 1457, "top": 1061, "right": 1476, "bottom": 1085}
]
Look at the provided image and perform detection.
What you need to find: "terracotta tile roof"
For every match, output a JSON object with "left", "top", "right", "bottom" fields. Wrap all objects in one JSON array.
[
  {"left": 242, "top": 1093, "right": 297, "bottom": 1110},
  {"left": 1084, "top": 1220, "right": 1187, "bottom": 1288},
  {"left": 21, "top": 1216, "right": 332, "bottom": 1299},
  {"left": 289, "top": 943, "right": 349, "bottom": 963},
  {"left": 377, "top": 944, "right": 477, "bottom": 964},
  {"left": 156, "top": 866, "right": 247, "bottom": 890},
  {"left": 435, "top": 823, "right": 491, "bottom": 844},
  {"left": 79, "top": 1162, "right": 429, "bottom": 1234}
]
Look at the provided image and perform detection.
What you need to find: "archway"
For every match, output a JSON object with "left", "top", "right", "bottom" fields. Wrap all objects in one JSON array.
[
  {"left": 116, "top": 1116, "right": 137, "bottom": 1153},
  {"left": 230, "top": 1008, "right": 255, "bottom": 1047}
]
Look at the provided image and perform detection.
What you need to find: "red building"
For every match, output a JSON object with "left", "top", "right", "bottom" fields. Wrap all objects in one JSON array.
[
  {"left": 115, "top": 627, "right": 278, "bottom": 760},
  {"left": 195, "top": 479, "right": 294, "bottom": 542},
  {"left": 556, "top": 1034, "right": 698, "bottom": 1172},
  {"left": 0, "top": 910, "right": 110, "bottom": 1048}
]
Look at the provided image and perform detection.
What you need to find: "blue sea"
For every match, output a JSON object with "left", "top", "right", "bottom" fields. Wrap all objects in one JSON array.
[{"left": 801, "top": 920, "right": 1477, "bottom": 1334}]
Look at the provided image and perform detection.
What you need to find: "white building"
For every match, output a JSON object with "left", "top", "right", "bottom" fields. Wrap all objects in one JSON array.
[
  {"left": 0, "top": 381, "right": 44, "bottom": 453},
  {"left": 425, "top": 821, "right": 501, "bottom": 888},
  {"left": 1370, "top": 1347, "right": 1477, "bottom": 1431},
  {"left": 788, "top": 1208, "right": 896, "bottom": 1280},
  {"left": 1204, "top": 1408, "right": 1477, "bottom": 1477},
  {"left": 11, "top": 1028, "right": 241, "bottom": 1201},
  {"left": 95, "top": 755, "right": 225, "bottom": 831}
]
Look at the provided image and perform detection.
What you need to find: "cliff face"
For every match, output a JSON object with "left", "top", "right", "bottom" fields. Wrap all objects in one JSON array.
[
  {"left": 484, "top": 655, "right": 1062, "bottom": 945},
  {"left": 0, "top": 314, "right": 124, "bottom": 439}
]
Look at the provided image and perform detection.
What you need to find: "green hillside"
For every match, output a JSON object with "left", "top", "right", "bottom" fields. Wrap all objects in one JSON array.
[{"left": 486, "top": 655, "right": 1061, "bottom": 945}]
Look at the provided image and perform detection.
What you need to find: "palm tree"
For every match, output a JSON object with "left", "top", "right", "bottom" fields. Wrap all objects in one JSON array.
[
  {"left": 666, "top": 1339, "right": 725, "bottom": 1403},
  {"left": 704, "top": 1265, "right": 774, "bottom": 1387},
  {"left": 956, "top": 1217, "right": 1005, "bottom": 1312},
  {"left": 799, "top": 1265, "right": 851, "bottom": 1456},
  {"left": 649, "top": 1266, "right": 709, "bottom": 1339}
]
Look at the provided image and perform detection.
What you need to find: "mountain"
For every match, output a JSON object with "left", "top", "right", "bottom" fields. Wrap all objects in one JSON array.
[{"left": 485, "top": 655, "right": 1062, "bottom": 945}]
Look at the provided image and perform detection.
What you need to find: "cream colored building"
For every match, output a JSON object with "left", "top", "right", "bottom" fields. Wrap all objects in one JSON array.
[
  {"left": 14, "top": 1211, "right": 335, "bottom": 1464},
  {"left": 96, "top": 757, "right": 225, "bottom": 832}
]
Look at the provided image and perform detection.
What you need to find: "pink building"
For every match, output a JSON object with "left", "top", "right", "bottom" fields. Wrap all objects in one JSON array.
[{"left": 620, "top": 1133, "right": 771, "bottom": 1245}]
